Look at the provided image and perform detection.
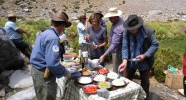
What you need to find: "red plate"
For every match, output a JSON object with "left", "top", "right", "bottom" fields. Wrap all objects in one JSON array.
[
  {"left": 98, "top": 68, "right": 109, "bottom": 74},
  {"left": 83, "top": 85, "right": 98, "bottom": 94}
]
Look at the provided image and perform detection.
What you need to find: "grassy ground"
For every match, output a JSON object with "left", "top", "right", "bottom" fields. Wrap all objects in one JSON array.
[{"left": 159, "top": 37, "right": 186, "bottom": 56}]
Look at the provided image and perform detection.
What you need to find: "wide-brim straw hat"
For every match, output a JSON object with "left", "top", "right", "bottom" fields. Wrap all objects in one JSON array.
[
  {"left": 104, "top": 7, "right": 122, "bottom": 18},
  {"left": 50, "top": 11, "right": 72, "bottom": 27},
  {"left": 7, "top": 11, "right": 16, "bottom": 17},
  {"left": 123, "top": 15, "right": 144, "bottom": 30}
]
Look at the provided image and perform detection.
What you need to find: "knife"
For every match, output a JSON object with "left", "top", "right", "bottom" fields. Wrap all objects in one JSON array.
[{"left": 128, "top": 58, "right": 141, "bottom": 62}]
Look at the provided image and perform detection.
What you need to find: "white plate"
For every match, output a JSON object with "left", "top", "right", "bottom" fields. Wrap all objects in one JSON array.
[
  {"left": 112, "top": 79, "right": 126, "bottom": 87},
  {"left": 93, "top": 75, "right": 106, "bottom": 82},
  {"left": 78, "top": 76, "right": 92, "bottom": 84},
  {"left": 107, "top": 72, "right": 118, "bottom": 79}
]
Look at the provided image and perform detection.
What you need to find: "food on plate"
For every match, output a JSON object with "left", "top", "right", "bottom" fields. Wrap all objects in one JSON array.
[
  {"left": 78, "top": 76, "right": 92, "bottom": 84},
  {"left": 78, "top": 67, "right": 88, "bottom": 72},
  {"left": 91, "top": 71, "right": 99, "bottom": 76},
  {"left": 83, "top": 85, "right": 98, "bottom": 94},
  {"left": 82, "top": 70, "right": 91, "bottom": 76},
  {"left": 98, "top": 68, "right": 109, "bottom": 74},
  {"left": 112, "top": 79, "right": 125, "bottom": 86},
  {"left": 107, "top": 72, "right": 118, "bottom": 79},
  {"left": 62, "top": 62, "right": 75, "bottom": 67},
  {"left": 62, "top": 61, "right": 80, "bottom": 68},
  {"left": 93, "top": 74, "right": 106, "bottom": 82},
  {"left": 64, "top": 52, "right": 77, "bottom": 57},
  {"left": 98, "top": 81, "right": 111, "bottom": 89}
]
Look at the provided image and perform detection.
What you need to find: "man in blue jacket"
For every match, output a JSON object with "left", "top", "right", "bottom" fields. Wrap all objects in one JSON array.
[
  {"left": 118, "top": 15, "right": 159, "bottom": 99},
  {"left": 30, "top": 11, "right": 72, "bottom": 100}
]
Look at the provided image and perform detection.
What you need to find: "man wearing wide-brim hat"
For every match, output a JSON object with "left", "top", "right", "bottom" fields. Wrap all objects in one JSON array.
[
  {"left": 99, "top": 7, "right": 125, "bottom": 73},
  {"left": 118, "top": 14, "right": 159, "bottom": 99},
  {"left": 30, "top": 11, "right": 71, "bottom": 100},
  {"left": 4, "top": 11, "right": 32, "bottom": 59}
]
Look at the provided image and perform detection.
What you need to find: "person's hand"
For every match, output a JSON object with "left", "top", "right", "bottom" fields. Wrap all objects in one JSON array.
[
  {"left": 99, "top": 55, "right": 105, "bottom": 63},
  {"left": 118, "top": 59, "right": 127, "bottom": 72},
  {"left": 63, "top": 39, "right": 68, "bottom": 43},
  {"left": 84, "top": 36, "right": 88, "bottom": 40},
  {"left": 136, "top": 54, "right": 146, "bottom": 62},
  {"left": 60, "top": 39, "right": 68, "bottom": 43},
  {"left": 60, "top": 40, "right": 64, "bottom": 43},
  {"left": 84, "top": 35, "right": 90, "bottom": 42},
  {"left": 93, "top": 45, "right": 100, "bottom": 49},
  {"left": 86, "top": 17, "right": 89, "bottom": 22},
  {"left": 65, "top": 71, "right": 71, "bottom": 77}
]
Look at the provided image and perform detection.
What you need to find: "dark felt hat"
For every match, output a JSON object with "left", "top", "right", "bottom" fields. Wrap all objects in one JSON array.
[
  {"left": 51, "top": 11, "right": 72, "bottom": 27},
  {"left": 123, "top": 15, "right": 144, "bottom": 30},
  {"left": 94, "top": 10, "right": 103, "bottom": 18}
]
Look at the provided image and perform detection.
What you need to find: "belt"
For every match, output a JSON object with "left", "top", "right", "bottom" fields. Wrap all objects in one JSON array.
[{"left": 32, "top": 65, "right": 46, "bottom": 72}]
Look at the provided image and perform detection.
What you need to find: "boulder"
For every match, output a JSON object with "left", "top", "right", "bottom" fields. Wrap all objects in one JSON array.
[
  {"left": 8, "top": 70, "right": 33, "bottom": 88},
  {"left": 7, "top": 86, "right": 36, "bottom": 100},
  {"left": 0, "top": 26, "right": 24, "bottom": 72}
]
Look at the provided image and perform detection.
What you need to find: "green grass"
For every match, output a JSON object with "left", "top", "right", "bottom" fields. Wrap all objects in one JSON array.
[
  {"left": 146, "top": 21, "right": 186, "bottom": 39},
  {"left": 159, "top": 37, "right": 186, "bottom": 56}
]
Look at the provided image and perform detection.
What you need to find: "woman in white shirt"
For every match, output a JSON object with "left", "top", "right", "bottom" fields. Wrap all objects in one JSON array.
[{"left": 77, "top": 13, "right": 89, "bottom": 50}]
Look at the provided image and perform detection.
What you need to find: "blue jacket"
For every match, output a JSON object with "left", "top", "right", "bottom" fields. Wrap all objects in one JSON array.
[
  {"left": 30, "top": 28, "right": 67, "bottom": 78},
  {"left": 122, "top": 25, "right": 159, "bottom": 71}
]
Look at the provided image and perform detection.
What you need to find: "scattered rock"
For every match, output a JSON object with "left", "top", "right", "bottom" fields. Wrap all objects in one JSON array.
[
  {"left": 8, "top": 70, "right": 33, "bottom": 88},
  {"left": 160, "top": 91, "right": 164, "bottom": 94},
  {"left": 7, "top": 86, "right": 36, "bottom": 100},
  {"left": 0, "top": 88, "right": 5, "bottom": 97},
  {"left": 148, "top": 10, "right": 162, "bottom": 17},
  {"left": 181, "top": 15, "right": 186, "bottom": 21},
  {"left": 23, "top": 8, "right": 30, "bottom": 12},
  {"left": 172, "top": 94, "right": 179, "bottom": 100}
]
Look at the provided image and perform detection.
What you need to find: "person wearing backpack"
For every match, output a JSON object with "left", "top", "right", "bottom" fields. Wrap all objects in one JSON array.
[{"left": 118, "top": 15, "right": 159, "bottom": 99}]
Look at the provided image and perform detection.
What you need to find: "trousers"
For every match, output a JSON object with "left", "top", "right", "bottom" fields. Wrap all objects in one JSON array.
[{"left": 31, "top": 66, "right": 57, "bottom": 100}]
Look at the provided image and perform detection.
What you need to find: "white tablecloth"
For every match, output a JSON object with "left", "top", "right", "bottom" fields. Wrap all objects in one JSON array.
[{"left": 56, "top": 76, "right": 146, "bottom": 100}]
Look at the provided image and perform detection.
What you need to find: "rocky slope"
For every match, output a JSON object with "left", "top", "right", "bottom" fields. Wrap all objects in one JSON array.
[{"left": 0, "top": 0, "right": 186, "bottom": 21}]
